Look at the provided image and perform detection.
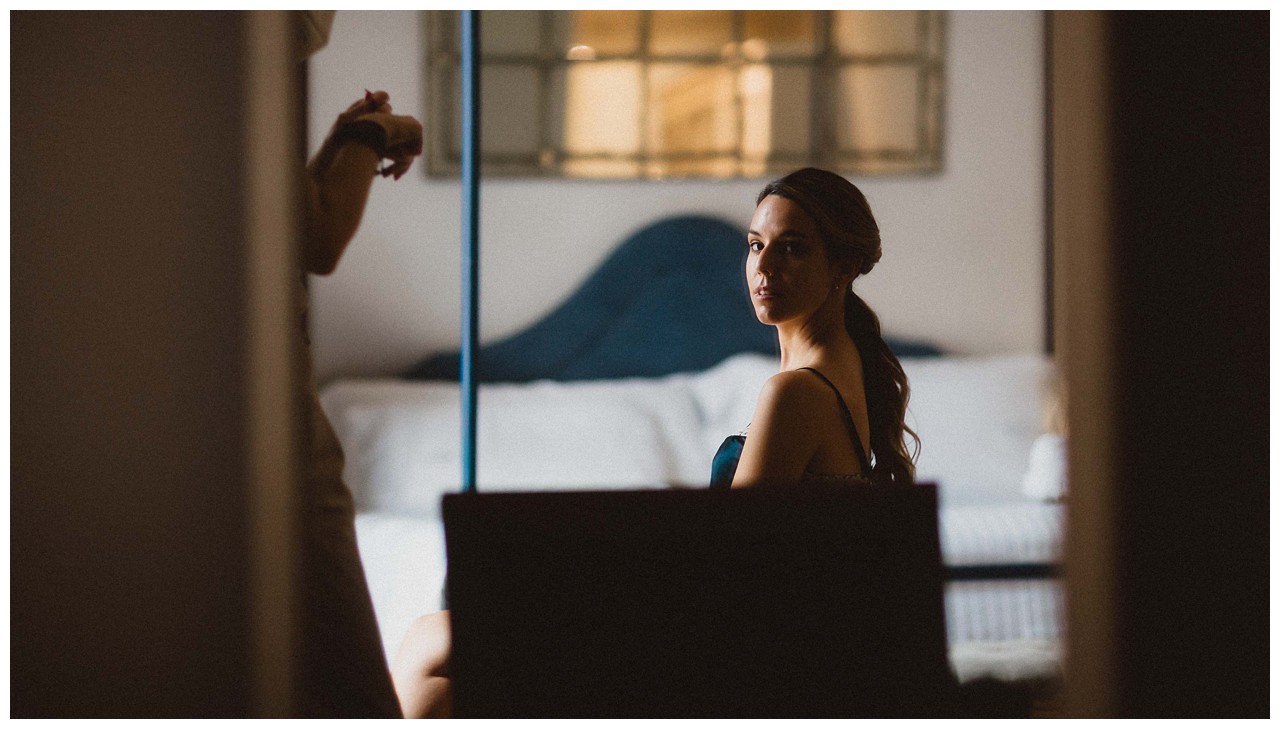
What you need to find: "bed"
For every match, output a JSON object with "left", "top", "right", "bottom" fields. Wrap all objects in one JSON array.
[{"left": 318, "top": 215, "right": 1065, "bottom": 688}]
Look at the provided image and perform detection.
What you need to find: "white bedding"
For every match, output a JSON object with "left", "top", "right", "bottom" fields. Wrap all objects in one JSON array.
[
  {"left": 323, "top": 352, "right": 1055, "bottom": 510},
  {"left": 324, "top": 352, "right": 1064, "bottom": 666}
]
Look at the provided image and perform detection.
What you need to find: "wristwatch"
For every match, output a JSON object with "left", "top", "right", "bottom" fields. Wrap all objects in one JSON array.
[{"left": 332, "top": 119, "right": 388, "bottom": 158}]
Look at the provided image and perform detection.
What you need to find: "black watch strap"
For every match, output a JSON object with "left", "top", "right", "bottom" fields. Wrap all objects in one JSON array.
[{"left": 333, "top": 119, "right": 388, "bottom": 157}]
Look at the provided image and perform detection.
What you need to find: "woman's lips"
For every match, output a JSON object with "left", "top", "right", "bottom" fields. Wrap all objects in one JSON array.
[{"left": 754, "top": 287, "right": 780, "bottom": 299}]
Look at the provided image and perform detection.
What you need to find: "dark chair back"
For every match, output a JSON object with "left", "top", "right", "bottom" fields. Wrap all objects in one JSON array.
[{"left": 443, "top": 483, "right": 957, "bottom": 717}]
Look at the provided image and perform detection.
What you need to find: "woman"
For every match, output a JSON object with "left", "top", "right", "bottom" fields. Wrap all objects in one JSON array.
[
  {"left": 391, "top": 168, "right": 917, "bottom": 718},
  {"left": 712, "top": 167, "right": 917, "bottom": 489}
]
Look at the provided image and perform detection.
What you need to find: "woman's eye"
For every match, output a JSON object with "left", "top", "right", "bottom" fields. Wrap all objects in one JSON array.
[{"left": 748, "top": 241, "right": 763, "bottom": 252}]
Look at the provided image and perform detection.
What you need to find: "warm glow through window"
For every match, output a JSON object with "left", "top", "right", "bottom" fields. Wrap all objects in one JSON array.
[{"left": 425, "top": 10, "right": 945, "bottom": 179}]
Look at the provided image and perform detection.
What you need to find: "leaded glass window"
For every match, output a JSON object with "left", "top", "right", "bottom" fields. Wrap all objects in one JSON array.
[{"left": 424, "top": 10, "right": 944, "bottom": 179}]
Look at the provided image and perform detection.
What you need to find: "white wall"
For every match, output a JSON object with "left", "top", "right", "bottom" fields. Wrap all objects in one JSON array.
[{"left": 309, "top": 10, "right": 1044, "bottom": 382}]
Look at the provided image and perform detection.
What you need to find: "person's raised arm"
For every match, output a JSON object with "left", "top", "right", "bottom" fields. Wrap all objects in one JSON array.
[
  {"left": 731, "top": 371, "right": 826, "bottom": 488},
  {"left": 304, "top": 90, "right": 423, "bottom": 275}
]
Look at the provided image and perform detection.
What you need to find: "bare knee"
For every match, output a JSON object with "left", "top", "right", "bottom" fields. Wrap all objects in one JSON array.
[
  {"left": 395, "top": 610, "right": 451, "bottom": 678},
  {"left": 392, "top": 610, "right": 452, "bottom": 718}
]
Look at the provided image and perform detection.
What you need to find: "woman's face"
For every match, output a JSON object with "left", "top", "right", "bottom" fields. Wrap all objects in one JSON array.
[{"left": 746, "top": 194, "right": 847, "bottom": 327}]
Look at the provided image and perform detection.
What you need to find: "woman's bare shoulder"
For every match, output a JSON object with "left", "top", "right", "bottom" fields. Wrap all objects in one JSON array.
[
  {"left": 755, "top": 369, "right": 830, "bottom": 414},
  {"left": 735, "top": 370, "right": 829, "bottom": 487}
]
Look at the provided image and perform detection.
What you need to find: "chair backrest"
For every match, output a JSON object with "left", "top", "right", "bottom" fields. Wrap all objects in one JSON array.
[{"left": 443, "top": 483, "right": 956, "bottom": 717}]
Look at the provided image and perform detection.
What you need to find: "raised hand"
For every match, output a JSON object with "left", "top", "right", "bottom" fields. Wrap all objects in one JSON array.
[{"left": 316, "top": 89, "right": 424, "bottom": 180}]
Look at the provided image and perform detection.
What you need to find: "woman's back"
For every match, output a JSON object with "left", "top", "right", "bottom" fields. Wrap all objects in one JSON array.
[
  {"left": 711, "top": 363, "right": 872, "bottom": 489},
  {"left": 794, "top": 366, "right": 871, "bottom": 478}
]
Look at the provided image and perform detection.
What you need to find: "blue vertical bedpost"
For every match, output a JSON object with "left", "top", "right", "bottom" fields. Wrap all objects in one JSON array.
[{"left": 460, "top": 10, "right": 480, "bottom": 493}]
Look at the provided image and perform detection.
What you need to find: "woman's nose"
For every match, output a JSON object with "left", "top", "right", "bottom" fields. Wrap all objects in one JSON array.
[{"left": 755, "top": 246, "right": 776, "bottom": 276}]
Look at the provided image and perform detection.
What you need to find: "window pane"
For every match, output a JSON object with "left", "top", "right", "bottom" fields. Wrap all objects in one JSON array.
[
  {"left": 743, "top": 10, "right": 816, "bottom": 58},
  {"left": 563, "top": 159, "right": 642, "bottom": 178},
  {"left": 846, "top": 157, "right": 921, "bottom": 175},
  {"left": 481, "top": 11, "right": 541, "bottom": 56},
  {"left": 739, "top": 64, "right": 774, "bottom": 158},
  {"left": 441, "top": 62, "right": 461, "bottom": 158},
  {"left": 647, "top": 64, "right": 738, "bottom": 154},
  {"left": 542, "top": 66, "right": 566, "bottom": 157},
  {"left": 482, "top": 65, "right": 541, "bottom": 156},
  {"left": 740, "top": 64, "right": 813, "bottom": 159},
  {"left": 834, "top": 65, "right": 919, "bottom": 152},
  {"left": 740, "top": 158, "right": 769, "bottom": 178},
  {"left": 650, "top": 11, "right": 734, "bottom": 57},
  {"left": 563, "top": 62, "right": 642, "bottom": 154},
  {"left": 832, "top": 10, "right": 920, "bottom": 56},
  {"left": 652, "top": 157, "right": 738, "bottom": 179},
  {"left": 764, "top": 65, "right": 812, "bottom": 155},
  {"left": 427, "top": 10, "right": 458, "bottom": 53},
  {"left": 924, "top": 69, "right": 942, "bottom": 156},
  {"left": 555, "top": 10, "right": 640, "bottom": 57},
  {"left": 926, "top": 12, "right": 945, "bottom": 60}
]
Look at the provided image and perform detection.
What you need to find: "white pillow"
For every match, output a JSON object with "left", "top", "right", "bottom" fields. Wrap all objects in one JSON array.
[
  {"left": 902, "top": 354, "right": 1051, "bottom": 504},
  {"left": 475, "top": 377, "right": 709, "bottom": 492},
  {"left": 320, "top": 379, "right": 458, "bottom": 516},
  {"left": 321, "top": 375, "right": 710, "bottom": 517},
  {"left": 686, "top": 352, "right": 777, "bottom": 464},
  {"left": 1021, "top": 433, "right": 1067, "bottom": 501}
]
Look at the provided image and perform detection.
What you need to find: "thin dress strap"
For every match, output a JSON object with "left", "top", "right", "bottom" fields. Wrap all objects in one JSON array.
[{"left": 797, "top": 367, "right": 872, "bottom": 476}]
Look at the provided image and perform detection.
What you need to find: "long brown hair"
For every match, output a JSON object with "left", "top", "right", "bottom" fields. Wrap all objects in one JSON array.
[{"left": 756, "top": 168, "right": 919, "bottom": 484}]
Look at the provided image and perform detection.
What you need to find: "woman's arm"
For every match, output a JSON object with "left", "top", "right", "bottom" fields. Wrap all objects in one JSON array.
[
  {"left": 305, "top": 141, "right": 380, "bottom": 275},
  {"left": 731, "top": 371, "right": 826, "bottom": 488},
  {"left": 304, "top": 90, "right": 423, "bottom": 275}
]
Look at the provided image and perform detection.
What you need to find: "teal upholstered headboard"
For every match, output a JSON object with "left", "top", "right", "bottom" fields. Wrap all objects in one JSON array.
[{"left": 405, "top": 215, "right": 940, "bottom": 383}]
